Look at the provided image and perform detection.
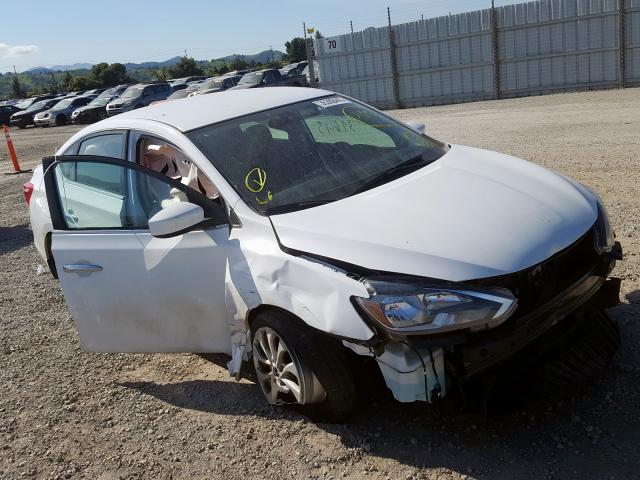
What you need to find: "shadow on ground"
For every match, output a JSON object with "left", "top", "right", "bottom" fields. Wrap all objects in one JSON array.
[
  {"left": 0, "top": 224, "right": 33, "bottom": 256},
  {"left": 120, "top": 301, "right": 639, "bottom": 479}
]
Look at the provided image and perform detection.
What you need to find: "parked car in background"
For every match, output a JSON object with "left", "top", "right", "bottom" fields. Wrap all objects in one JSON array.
[
  {"left": 81, "top": 88, "right": 107, "bottom": 97},
  {"left": 171, "top": 76, "right": 206, "bottom": 85},
  {"left": 183, "top": 79, "right": 209, "bottom": 96},
  {"left": 225, "top": 69, "right": 250, "bottom": 77},
  {"left": 188, "top": 75, "right": 241, "bottom": 97},
  {"left": 97, "top": 84, "right": 130, "bottom": 100},
  {"left": 34, "top": 96, "right": 93, "bottom": 126},
  {"left": 106, "top": 83, "right": 171, "bottom": 116},
  {"left": 25, "top": 88, "right": 622, "bottom": 421},
  {"left": 13, "top": 94, "right": 57, "bottom": 111},
  {"left": 0, "top": 104, "right": 20, "bottom": 126},
  {"left": 164, "top": 89, "right": 190, "bottom": 101},
  {"left": 170, "top": 83, "right": 188, "bottom": 92},
  {"left": 280, "top": 61, "right": 308, "bottom": 78},
  {"left": 231, "top": 68, "right": 308, "bottom": 90},
  {"left": 71, "top": 95, "right": 118, "bottom": 124},
  {"left": 302, "top": 61, "right": 320, "bottom": 85},
  {"left": 9, "top": 98, "right": 64, "bottom": 129}
]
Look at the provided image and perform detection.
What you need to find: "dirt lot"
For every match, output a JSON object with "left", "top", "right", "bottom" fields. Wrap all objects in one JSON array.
[{"left": 1, "top": 89, "right": 639, "bottom": 480}]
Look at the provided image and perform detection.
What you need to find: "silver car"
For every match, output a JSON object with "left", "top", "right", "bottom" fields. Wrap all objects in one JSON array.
[{"left": 33, "top": 96, "right": 94, "bottom": 127}]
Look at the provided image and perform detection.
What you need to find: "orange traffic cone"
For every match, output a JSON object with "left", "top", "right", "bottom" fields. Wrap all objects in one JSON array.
[{"left": 2, "top": 125, "right": 31, "bottom": 174}]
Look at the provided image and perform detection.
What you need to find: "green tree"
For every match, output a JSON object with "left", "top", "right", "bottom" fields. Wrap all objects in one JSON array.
[
  {"left": 69, "top": 75, "right": 95, "bottom": 91},
  {"left": 62, "top": 71, "right": 73, "bottom": 91},
  {"left": 315, "top": 30, "right": 323, "bottom": 39},
  {"left": 90, "top": 62, "right": 130, "bottom": 87},
  {"left": 229, "top": 56, "right": 249, "bottom": 71},
  {"left": 152, "top": 68, "right": 170, "bottom": 82},
  {"left": 11, "top": 76, "right": 24, "bottom": 98},
  {"left": 209, "top": 63, "right": 229, "bottom": 76},
  {"left": 168, "top": 56, "right": 203, "bottom": 79},
  {"left": 46, "top": 73, "right": 60, "bottom": 94},
  {"left": 285, "top": 37, "right": 307, "bottom": 63}
]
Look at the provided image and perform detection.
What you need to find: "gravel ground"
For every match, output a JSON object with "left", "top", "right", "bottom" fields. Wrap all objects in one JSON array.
[{"left": 1, "top": 89, "right": 639, "bottom": 480}]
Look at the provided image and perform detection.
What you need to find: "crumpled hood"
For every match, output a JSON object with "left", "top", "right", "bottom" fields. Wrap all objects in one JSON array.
[{"left": 270, "top": 145, "right": 598, "bottom": 282}]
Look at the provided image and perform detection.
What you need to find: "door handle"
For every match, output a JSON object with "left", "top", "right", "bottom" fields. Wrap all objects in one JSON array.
[{"left": 63, "top": 264, "right": 103, "bottom": 273}]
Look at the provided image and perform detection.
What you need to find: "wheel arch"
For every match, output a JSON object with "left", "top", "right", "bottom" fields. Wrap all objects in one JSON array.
[{"left": 246, "top": 303, "right": 308, "bottom": 333}]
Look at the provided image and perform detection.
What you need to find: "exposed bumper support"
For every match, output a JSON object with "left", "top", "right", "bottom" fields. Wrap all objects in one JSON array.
[{"left": 454, "top": 274, "right": 621, "bottom": 379}]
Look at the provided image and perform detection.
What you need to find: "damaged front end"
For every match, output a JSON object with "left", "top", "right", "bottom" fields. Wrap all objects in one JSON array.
[{"left": 347, "top": 224, "right": 622, "bottom": 406}]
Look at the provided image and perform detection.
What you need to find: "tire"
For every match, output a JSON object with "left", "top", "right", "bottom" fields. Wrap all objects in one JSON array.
[
  {"left": 97, "top": 111, "right": 107, "bottom": 121},
  {"left": 17, "top": 124, "right": 26, "bottom": 129},
  {"left": 55, "top": 114, "right": 67, "bottom": 126},
  {"left": 251, "top": 310, "right": 356, "bottom": 422}
]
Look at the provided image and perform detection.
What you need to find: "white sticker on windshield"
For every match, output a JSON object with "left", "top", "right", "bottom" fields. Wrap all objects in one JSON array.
[{"left": 313, "top": 97, "right": 352, "bottom": 109}]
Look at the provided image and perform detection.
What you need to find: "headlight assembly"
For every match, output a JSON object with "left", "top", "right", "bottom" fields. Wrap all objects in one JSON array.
[
  {"left": 593, "top": 197, "right": 615, "bottom": 255},
  {"left": 354, "top": 280, "right": 517, "bottom": 335}
]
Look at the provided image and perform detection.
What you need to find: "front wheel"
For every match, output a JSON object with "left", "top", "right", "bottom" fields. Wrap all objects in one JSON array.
[
  {"left": 55, "top": 114, "right": 67, "bottom": 126},
  {"left": 251, "top": 311, "right": 356, "bottom": 422}
]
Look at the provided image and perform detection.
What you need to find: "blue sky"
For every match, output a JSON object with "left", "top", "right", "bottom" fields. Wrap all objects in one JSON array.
[{"left": 2, "top": 0, "right": 512, "bottom": 72}]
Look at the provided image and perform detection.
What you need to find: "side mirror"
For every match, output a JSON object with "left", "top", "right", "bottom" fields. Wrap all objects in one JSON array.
[
  {"left": 148, "top": 202, "right": 205, "bottom": 238},
  {"left": 405, "top": 120, "right": 426, "bottom": 135}
]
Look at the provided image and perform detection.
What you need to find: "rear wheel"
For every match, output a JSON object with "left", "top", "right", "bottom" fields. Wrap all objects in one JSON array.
[{"left": 251, "top": 311, "right": 356, "bottom": 422}]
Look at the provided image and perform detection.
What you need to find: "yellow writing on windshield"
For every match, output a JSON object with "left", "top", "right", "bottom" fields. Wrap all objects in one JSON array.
[{"left": 245, "top": 167, "right": 267, "bottom": 193}]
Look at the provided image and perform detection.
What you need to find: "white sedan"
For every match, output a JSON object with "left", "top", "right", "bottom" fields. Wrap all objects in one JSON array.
[{"left": 26, "top": 87, "right": 622, "bottom": 421}]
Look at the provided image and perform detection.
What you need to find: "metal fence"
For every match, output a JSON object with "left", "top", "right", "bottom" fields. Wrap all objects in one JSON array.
[{"left": 313, "top": 0, "right": 640, "bottom": 109}]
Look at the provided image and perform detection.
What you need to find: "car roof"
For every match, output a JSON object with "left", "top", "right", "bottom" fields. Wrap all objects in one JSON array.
[{"left": 99, "top": 87, "right": 332, "bottom": 132}]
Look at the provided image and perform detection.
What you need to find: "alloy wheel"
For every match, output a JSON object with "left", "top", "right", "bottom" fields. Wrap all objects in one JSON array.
[{"left": 252, "top": 326, "right": 325, "bottom": 405}]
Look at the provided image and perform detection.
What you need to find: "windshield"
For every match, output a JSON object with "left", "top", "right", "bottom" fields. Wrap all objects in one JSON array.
[
  {"left": 187, "top": 95, "right": 448, "bottom": 215},
  {"left": 121, "top": 86, "right": 143, "bottom": 98},
  {"left": 52, "top": 98, "right": 73, "bottom": 110},
  {"left": 239, "top": 72, "right": 262, "bottom": 84},
  {"left": 16, "top": 98, "right": 36, "bottom": 109},
  {"left": 98, "top": 88, "right": 116, "bottom": 98},
  {"left": 26, "top": 100, "right": 48, "bottom": 112},
  {"left": 88, "top": 97, "right": 110, "bottom": 106},
  {"left": 201, "top": 79, "right": 223, "bottom": 90}
]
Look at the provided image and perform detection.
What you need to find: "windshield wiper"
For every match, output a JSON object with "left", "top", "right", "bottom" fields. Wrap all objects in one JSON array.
[
  {"left": 350, "top": 155, "right": 431, "bottom": 196},
  {"left": 265, "top": 199, "right": 337, "bottom": 215}
]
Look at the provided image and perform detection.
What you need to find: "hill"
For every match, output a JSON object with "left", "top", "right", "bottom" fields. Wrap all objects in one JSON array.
[
  {"left": 216, "top": 49, "right": 285, "bottom": 64},
  {"left": 22, "top": 50, "right": 286, "bottom": 75},
  {"left": 27, "top": 63, "right": 93, "bottom": 73}
]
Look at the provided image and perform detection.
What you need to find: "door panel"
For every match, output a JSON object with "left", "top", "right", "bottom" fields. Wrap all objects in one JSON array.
[
  {"left": 53, "top": 229, "right": 231, "bottom": 353},
  {"left": 45, "top": 155, "right": 231, "bottom": 353}
]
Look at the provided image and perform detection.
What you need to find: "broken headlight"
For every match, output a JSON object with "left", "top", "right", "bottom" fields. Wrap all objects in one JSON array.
[{"left": 355, "top": 280, "right": 517, "bottom": 335}]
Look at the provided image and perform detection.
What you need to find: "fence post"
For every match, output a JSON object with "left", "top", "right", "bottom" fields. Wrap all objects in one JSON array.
[
  {"left": 387, "top": 7, "right": 401, "bottom": 109},
  {"left": 491, "top": 1, "right": 501, "bottom": 100},
  {"left": 305, "top": 38, "right": 318, "bottom": 88},
  {"left": 619, "top": 0, "right": 626, "bottom": 88}
]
